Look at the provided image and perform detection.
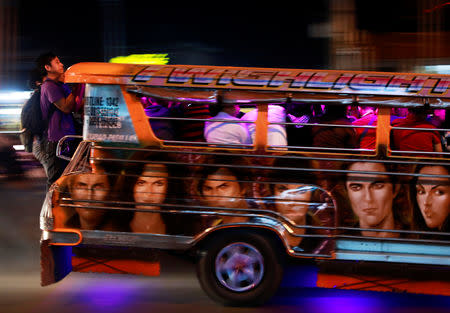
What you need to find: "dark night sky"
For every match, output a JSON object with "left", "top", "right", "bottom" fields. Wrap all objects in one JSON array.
[
  {"left": 13, "top": 0, "right": 449, "bottom": 90},
  {"left": 13, "top": 0, "right": 329, "bottom": 89}
]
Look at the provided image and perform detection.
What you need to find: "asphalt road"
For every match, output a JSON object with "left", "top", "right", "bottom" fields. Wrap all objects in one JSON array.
[{"left": 1, "top": 173, "right": 450, "bottom": 313}]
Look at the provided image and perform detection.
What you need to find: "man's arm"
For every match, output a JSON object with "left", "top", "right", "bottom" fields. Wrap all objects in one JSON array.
[
  {"left": 53, "top": 83, "right": 82, "bottom": 114},
  {"left": 53, "top": 93, "right": 76, "bottom": 114},
  {"left": 434, "top": 142, "right": 443, "bottom": 152}
]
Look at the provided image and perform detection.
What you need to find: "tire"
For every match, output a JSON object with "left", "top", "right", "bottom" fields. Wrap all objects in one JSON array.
[{"left": 196, "top": 231, "right": 284, "bottom": 306}]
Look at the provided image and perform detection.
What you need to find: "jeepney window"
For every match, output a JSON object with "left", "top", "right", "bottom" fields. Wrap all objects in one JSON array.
[
  {"left": 128, "top": 88, "right": 297, "bottom": 149},
  {"left": 268, "top": 101, "right": 377, "bottom": 156},
  {"left": 140, "top": 96, "right": 257, "bottom": 148},
  {"left": 389, "top": 107, "right": 449, "bottom": 158}
]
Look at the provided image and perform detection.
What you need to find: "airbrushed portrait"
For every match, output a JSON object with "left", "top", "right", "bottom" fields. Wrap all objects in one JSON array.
[
  {"left": 55, "top": 161, "right": 125, "bottom": 231},
  {"left": 192, "top": 153, "right": 256, "bottom": 227},
  {"left": 411, "top": 164, "right": 450, "bottom": 238},
  {"left": 261, "top": 156, "right": 334, "bottom": 253},
  {"left": 115, "top": 151, "right": 187, "bottom": 235},
  {"left": 341, "top": 160, "right": 410, "bottom": 238},
  {"left": 51, "top": 144, "right": 447, "bottom": 243}
]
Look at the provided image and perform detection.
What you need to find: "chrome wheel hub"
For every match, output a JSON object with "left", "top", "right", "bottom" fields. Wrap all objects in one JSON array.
[{"left": 215, "top": 242, "right": 264, "bottom": 292}]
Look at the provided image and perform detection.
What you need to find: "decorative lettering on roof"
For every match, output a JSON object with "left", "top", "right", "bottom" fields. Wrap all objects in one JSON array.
[{"left": 130, "top": 65, "right": 450, "bottom": 97}]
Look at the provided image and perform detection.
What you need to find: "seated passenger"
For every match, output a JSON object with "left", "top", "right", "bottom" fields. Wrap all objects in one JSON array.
[
  {"left": 175, "top": 101, "right": 210, "bottom": 142},
  {"left": 391, "top": 107, "right": 442, "bottom": 155},
  {"left": 285, "top": 102, "right": 314, "bottom": 148},
  {"left": 241, "top": 104, "right": 287, "bottom": 147},
  {"left": 427, "top": 109, "right": 446, "bottom": 128},
  {"left": 204, "top": 100, "right": 251, "bottom": 145},
  {"left": 391, "top": 107, "right": 409, "bottom": 121},
  {"left": 311, "top": 104, "right": 358, "bottom": 150},
  {"left": 142, "top": 98, "right": 175, "bottom": 140},
  {"left": 427, "top": 109, "right": 448, "bottom": 152},
  {"left": 352, "top": 105, "right": 378, "bottom": 151}
]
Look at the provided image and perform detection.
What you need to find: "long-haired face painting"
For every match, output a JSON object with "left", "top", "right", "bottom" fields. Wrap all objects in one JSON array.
[
  {"left": 201, "top": 167, "right": 247, "bottom": 210},
  {"left": 415, "top": 166, "right": 450, "bottom": 231},
  {"left": 272, "top": 183, "right": 313, "bottom": 225},
  {"left": 345, "top": 162, "right": 399, "bottom": 237},
  {"left": 133, "top": 163, "right": 169, "bottom": 210}
]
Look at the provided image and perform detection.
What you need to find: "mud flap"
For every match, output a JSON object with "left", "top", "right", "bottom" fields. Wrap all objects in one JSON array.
[
  {"left": 71, "top": 245, "right": 160, "bottom": 276},
  {"left": 316, "top": 261, "right": 450, "bottom": 296},
  {"left": 40, "top": 239, "right": 73, "bottom": 286}
]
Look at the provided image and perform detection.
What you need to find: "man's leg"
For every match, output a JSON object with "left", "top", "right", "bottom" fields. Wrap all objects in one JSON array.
[{"left": 35, "top": 139, "right": 68, "bottom": 190}]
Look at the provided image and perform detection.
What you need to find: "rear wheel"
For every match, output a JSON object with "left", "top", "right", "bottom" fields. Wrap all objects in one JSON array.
[{"left": 196, "top": 232, "right": 284, "bottom": 306}]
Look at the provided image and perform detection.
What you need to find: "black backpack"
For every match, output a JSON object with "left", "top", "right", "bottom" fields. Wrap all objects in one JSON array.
[
  {"left": 20, "top": 78, "right": 60, "bottom": 152},
  {"left": 20, "top": 87, "right": 46, "bottom": 152}
]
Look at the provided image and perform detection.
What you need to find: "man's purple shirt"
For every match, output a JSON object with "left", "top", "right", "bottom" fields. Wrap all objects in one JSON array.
[{"left": 40, "top": 79, "right": 76, "bottom": 142}]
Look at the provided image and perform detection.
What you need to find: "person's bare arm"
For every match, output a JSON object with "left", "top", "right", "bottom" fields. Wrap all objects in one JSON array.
[
  {"left": 434, "top": 142, "right": 443, "bottom": 152},
  {"left": 53, "top": 91, "right": 76, "bottom": 114}
]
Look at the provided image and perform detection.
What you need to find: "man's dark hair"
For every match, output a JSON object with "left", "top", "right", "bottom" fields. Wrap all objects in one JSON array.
[{"left": 35, "top": 51, "right": 57, "bottom": 77}]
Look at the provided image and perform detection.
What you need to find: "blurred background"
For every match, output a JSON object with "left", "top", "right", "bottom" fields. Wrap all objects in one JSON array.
[
  {"left": 1, "top": 0, "right": 450, "bottom": 179},
  {"left": 0, "top": 0, "right": 449, "bottom": 174},
  {"left": 0, "top": 3, "right": 450, "bottom": 311}
]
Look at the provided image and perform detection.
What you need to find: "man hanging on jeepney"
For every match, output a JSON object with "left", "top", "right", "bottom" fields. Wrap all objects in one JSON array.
[{"left": 35, "top": 52, "right": 82, "bottom": 188}]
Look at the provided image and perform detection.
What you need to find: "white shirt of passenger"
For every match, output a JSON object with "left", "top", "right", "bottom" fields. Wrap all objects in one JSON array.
[
  {"left": 241, "top": 105, "right": 287, "bottom": 147},
  {"left": 204, "top": 111, "right": 251, "bottom": 145}
]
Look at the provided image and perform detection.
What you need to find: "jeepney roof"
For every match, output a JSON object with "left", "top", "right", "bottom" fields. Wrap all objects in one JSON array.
[{"left": 65, "top": 62, "right": 450, "bottom": 99}]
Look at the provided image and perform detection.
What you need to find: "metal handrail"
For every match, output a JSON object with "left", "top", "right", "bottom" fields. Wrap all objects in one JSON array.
[
  {"left": 90, "top": 145, "right": 450, "bottom": 167},
  {"left": 147, "top": 115, "right": 378, "bottom": 129},
  {"left": 88, "top": 156, "right": 450, "bottom": 179},
  {"left": 391, "top": 126, "right": 450, "bottom": 132},
  {"left": 56, "top": 135, "right": 83, "bottom": 161}
]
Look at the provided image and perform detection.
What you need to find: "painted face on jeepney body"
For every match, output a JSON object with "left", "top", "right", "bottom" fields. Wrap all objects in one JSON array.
[
  {"left": 416, "top": 166, "right": 450, "bottom": 230},
  {"left": 70, "top": 173, "right": 110, "bottom": 228},
  {"left": 201, "top": 167, "right": 247, "bottom": 210},
  {"left": 345, "top": 162, "right": 397, "bottom": 230},
  {"left": 273, "top": 183, "right": 313, "bottom": 225},
  {"left": 133, "top": 163, "right": 169, "bottom": 210}
]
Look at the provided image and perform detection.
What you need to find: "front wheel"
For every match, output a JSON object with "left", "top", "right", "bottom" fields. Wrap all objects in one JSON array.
[{"left": 196, "top": 232, "right": 284, "bottom": 306}]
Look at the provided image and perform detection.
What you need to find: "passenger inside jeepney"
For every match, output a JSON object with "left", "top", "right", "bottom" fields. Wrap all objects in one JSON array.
[
  {"left": 391, "top": 107, "right": 443, "bottom": 155},
  {"left": 240, "top": 104, "right": 287, "bottom": 147},
  {"left": 284, "top": 102, "right": 314, "bottom": 149},
  {"left": 177, "top": 101, "right": 210, "bottom": 142},
  {"left": 352, "top": 105, "right": 378, "bottom": 151},
  {"left": 204, "top": 99, "right": 251, "bottom": 146},
  {"left": 141, "top": 97, "right": 176, "bottom": 140},
  {"left": 311, "top": 104, "right": 358, "bottom": 150}
]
